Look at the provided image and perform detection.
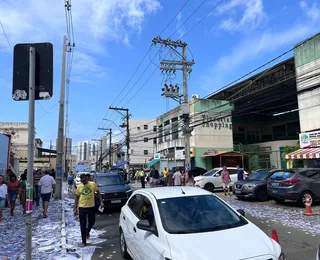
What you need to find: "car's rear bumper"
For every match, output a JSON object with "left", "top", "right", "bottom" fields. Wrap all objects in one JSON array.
[{"left": 267, "top": 188, "right": 300, "bottom": 201}]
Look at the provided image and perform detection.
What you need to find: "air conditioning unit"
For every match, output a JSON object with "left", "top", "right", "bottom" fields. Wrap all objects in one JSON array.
[{"left": 191, "top": 94, "right": 200, "bottom": 99}]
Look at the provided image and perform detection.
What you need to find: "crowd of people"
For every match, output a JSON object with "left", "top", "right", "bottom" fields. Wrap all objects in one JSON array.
[
  {"left": 0, "top": 168, "right": 56, "bottom": 221},
  {"left": 130, "top": 166, "right": 195, "bottom": 189}
]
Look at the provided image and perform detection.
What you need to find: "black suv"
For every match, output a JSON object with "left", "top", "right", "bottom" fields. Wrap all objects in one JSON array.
[
  {"left": 233, "top": 169, "right": 277, "bottom": 202},
  {"left": 94, "top": 172, "right": 132, "bottom": 209}
]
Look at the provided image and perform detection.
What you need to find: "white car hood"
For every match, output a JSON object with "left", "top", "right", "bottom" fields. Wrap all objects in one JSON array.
[
  {"left": 194, "top": 176, "right": 208, "bottom": 181},
  {"left": 167, "top": 223, "right": 281, "bottom": 260}
]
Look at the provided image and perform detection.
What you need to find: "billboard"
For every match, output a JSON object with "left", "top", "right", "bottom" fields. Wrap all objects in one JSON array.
[
  {"left": 0, "top": 134, "right": 10, "bottom": 175},
  {"left": 299, "top": 131, "right": 320, "bottom": 148}
]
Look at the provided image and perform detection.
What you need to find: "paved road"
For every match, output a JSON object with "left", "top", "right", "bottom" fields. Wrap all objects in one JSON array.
[{"left": 91, "top": 206, "right": 320, "bottom": 260}]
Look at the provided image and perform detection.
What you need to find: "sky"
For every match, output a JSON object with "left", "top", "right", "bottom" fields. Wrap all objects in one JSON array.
[{"left": 0, "top": 0, "right": 320, "bottom": 153}]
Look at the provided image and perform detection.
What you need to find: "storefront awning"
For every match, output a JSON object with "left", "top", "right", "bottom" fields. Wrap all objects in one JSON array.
[
  {"left": 202, "top": 151, "right": 244, "bottom": 157},
  {"left": 285, "top": 148, "right": 320, "bottom": 160},
  {"left": 147, "top": 159, "right": 160, "bottom": 167}
]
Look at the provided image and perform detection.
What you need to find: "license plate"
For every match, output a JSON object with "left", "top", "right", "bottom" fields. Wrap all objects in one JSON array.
[
  {"left": 111, "top": 199, "right": 121, "bottom": 204},
  {"left": 272, "top": 183, "right": 280, "bottom": 186},
  {"left": 235, "top": 190, "right": 241, "bottom": 194}
]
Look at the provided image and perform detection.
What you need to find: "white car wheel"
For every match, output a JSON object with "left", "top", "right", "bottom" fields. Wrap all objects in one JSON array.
[{"left": 119, "top": 228, "right": 130, "bottom": 259}]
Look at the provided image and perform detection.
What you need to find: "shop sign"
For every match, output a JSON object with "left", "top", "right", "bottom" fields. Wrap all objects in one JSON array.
[
  {"left": 299, "top": 131, "right": 320, "bottom": 148},
  {"left": 202, "top": 115, "right": 232, "bottom": 130}
]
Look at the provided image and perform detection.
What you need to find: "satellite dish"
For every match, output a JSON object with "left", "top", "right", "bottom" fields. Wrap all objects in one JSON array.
[{"left": 191, "top": 94, "right": 200, "bottom": 99}]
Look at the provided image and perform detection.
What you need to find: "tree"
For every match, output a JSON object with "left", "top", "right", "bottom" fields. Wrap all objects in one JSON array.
[{"left": 282, "top": 141, "right": 304, "bottom": 168}]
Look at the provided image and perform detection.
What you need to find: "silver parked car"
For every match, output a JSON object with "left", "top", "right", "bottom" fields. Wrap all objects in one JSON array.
[{"left": 267, "top": 168, "right": 320, "bottom": 206}]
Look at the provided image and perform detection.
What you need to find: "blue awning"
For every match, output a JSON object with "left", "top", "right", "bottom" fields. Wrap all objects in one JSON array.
[
  {"left": 112, "top": 160, "right": 127, "bottom": 168},
  {"left": 147, "top": 159, "right": 160, "bottom": 167}
]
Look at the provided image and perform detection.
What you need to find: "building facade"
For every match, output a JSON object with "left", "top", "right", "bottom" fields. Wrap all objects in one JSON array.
[
  {"left": 76, "top": 141, "right": 89, "bottom": 162},
  {"left": 154, "top": 99, "right": 234, "bottom": 171},
  {"left": 130, "top": 119, "right": 156, "bottom": 168}
]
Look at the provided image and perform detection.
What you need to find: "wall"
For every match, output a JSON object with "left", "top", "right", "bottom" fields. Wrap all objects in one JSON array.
[
  {"left": 294, "top": 33, "right": 320, "bottom": 132},
  {"left": 253, "top": 140, "right": 298, "bottom": 169},
  {"left": 130, "top": 119, "right": 156, "bottom": 166},
  {"left": 195, "top": 147, "right": 232, "bottom": 170}
]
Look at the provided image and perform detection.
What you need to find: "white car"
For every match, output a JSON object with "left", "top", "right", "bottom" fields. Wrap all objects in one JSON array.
[
  {"left": 73, "top": 172, "right": 93, "bottom": 187},
  {"left": 119, "top": 187, "right": 285, "bottom": 260},
  {"left": 194, "top": 167, "right": 248, "bottom": 192}
]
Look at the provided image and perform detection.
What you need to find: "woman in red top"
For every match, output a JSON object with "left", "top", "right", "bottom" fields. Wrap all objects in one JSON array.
[{"left": 7, "top": 175, "right": 20, "bottom": 216}]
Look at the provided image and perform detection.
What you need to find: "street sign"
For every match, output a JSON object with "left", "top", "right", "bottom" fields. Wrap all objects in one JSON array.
[{"left": 12, "top": 42, "right": 53, "bottom": 101}]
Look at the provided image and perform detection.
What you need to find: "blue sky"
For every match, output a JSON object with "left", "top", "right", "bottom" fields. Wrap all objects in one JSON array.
[{"left": 0, "top": 0, "right": 320, "bottom": 152}]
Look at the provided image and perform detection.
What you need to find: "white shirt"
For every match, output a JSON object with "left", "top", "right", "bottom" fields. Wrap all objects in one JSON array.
[
  {"left": 39, "top": 175, "right": 56, "bottom": 194},
  {"left": 173, "top": 172, "right": 182, "bottom": 186},
  {"left": 0, "top": 184, "right": 8, "bottom": 198}
]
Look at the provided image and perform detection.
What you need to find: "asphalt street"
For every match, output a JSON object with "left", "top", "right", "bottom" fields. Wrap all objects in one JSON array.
[{"left": 90, "top": 206, "right": 320, "bottom": 260}]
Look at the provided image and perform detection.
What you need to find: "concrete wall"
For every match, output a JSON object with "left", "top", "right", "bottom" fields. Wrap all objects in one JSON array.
[
  {"left": 294, "top": 34, "right": 320, "bottom": 132},
  {"left": 130, "top": 119, "right": 156, "bottom": 166}
]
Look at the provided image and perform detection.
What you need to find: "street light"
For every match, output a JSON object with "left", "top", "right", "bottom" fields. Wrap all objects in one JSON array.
[{"left": 102, "top": 118, "right": 126, "bottom": 137}]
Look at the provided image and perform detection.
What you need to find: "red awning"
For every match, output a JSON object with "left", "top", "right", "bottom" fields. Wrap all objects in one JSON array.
[{"left": 285, "top": 148, "right": 320, "bottom": 160}]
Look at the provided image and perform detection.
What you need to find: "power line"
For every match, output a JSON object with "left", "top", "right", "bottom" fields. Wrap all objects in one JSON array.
[{"left": 0, "top": 20, "right": 12, "bottom": 51}]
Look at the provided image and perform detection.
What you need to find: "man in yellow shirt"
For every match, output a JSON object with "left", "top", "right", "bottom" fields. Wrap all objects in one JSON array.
[
  {"left": 163, "top": 167, "right": 168, "bottom": 186},
  {"left": 74, "top": 174, "right": 104, "bottom": 247}
]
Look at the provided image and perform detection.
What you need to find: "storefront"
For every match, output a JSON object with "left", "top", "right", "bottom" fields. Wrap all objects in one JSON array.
[{"left": 201, "top": 151, "right": 246, "bottom": 169}]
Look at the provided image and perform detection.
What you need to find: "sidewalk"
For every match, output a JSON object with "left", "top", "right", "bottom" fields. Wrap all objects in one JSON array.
[{"left": 0, "top": 183, "right": 107, "bottom": 260}]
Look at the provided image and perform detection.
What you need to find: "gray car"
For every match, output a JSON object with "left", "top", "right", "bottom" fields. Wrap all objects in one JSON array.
[{"left": 267, "top": 168, "right": 320, "bottom": 206}]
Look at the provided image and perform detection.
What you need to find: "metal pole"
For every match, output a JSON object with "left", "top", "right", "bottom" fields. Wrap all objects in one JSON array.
[
  {"left": 109, "top": 129, "right": 112, "bottom": 168},
  {"left": 55, "top": 35, "right": 67, "bottom": 199},
  {"left": 100, "top": 139, "right": 103, "bottom": 171},
  {"left": 182, "top": 44, "right": 191, "bottom": 174},
  {"left": 126, "top": 110, "right": 130, "bottom": 175},
  {"left": 26, "top": 46, "right": 36, "bottom": 260}
]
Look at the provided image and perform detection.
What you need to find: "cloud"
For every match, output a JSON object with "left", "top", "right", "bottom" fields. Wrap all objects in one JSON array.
[
  {"left": 217, "top": 0, "right": 266, "bottom": 32},
  {"left": 0, "top": 0, "right": 161, "bottom": 82},
  {"left": 176, "top": 12, "right": 184, "bottom": 39},
  {"left": 300, "top": 0, "right": 320, "bottom": 22}
]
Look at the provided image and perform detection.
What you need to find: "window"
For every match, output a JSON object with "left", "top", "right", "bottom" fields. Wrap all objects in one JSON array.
[
  {"left": 96, "top": 175, "right": 125, "bottom": 186},
  {"left": 144, "top": 150, "right": 148, "bottom": 155},
  {"left": 153, "top": 126, "right": 157, "bottom": 132},
  {"left": 153, "top": 138, "right": 157, "bottom": 144},
  {"left": 128, "top": 194, "right": 142, "bottom": 217},
  {"left": 157, "top": 195, "right": 247, "bottom": 234},
  {"left": 228, "top": 169, "right": 238, "bottom": 175},
  {"left": 144, "top": 137, "right": 148, "bottom": 143},
  {"left": 144, "top": 125, "right": 148, "bottom": 130},
  {"left": 158, "top": 125, "right": 163, "bottom": 143},
  {"left": 172, "top": 117, "right": 179, "bottom": 140},
  {"left": 139, "top": 196, "right": 155, "bottom": 226}
]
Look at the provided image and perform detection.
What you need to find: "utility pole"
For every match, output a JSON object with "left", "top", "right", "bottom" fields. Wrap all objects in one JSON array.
[
  {"left": 98, "top": 127, "right": 112, "bottom": 169},
  {"left": 49, "top": 140, "right": 52, "bottom": 169},
  {"left": 92, "top": 139, "right": 103, "bottom": 171},
  {"left": 55, "top": 35, "right": 67, "bottom": 200},
  {"left": 152, "top": 37, "right": 194, "bottom": 173},
  {"left": 109, "top": 106, "right": 131, "bottom": 174}
]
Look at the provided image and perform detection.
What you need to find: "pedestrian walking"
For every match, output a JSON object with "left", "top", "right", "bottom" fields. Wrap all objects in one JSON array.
[
  {"left": 67, "top": 173, "right": 74, "bottom": 193},
  {"left": 34, "top": 169, "right": 42, "bottom": 207},
  {"left": 50, "top": 169, "right": 56, "bottom": 180},
  {"left": 4, "top": 169, "right": 12, "bottom": 208},
  {"left": 74, "top": 174, "right": 104, "bottom": 247},
  {"left": 19, "top": 172, "right": 27, "bottom": 214},
  {"left": 173, "top": 168, "right": 182, "bottom": 186},
  {"left": 152, "top": 167, "right": 159, "bottom": 187},
  {"left": 237, "top": 165, "right": 244, "bottom": 181},
  {"left": 7, "top": 174, "right": 20, "bottom": 216},
  {"left": 38, "top": 170, "right": 56, "bottom": 218},
  {"left": 163, "top": 167, "right": 168, "bottom": 186},
  {"left": 139, "top": 168, "right": 145, "bottom": 188},
  {"left": 149, "top": 168, "right": 154, "bottom": 188},
  {"left": 185, "top": 170, "right": 194, "bottom": 186},
  {"left": 0, "top": 175, "right": 9, "bottom": 221},
  {"left": 221, "top": 166, "right": 231, "bottom": 196},
  {"left": 167, "top": 170, "right": 174, "bottom": 186}
]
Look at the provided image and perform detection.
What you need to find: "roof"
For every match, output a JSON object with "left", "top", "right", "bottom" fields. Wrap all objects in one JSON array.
[
  {"left": 202, "top": 151, "right": 246, "bottom": 157},
  {"left": 95, "top": 172, "right": 118, "bottom": 176},
  {"left": 139, "top": 187, "right": 211, "bottom": 200}
]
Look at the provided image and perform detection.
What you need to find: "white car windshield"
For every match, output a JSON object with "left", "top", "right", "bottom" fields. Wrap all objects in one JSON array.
[
  {"left": 203, "top": 169, "right": 218, "bottom": 176},
  {"left": 157, "top": 195, "right": 247, "bottom": 234}
]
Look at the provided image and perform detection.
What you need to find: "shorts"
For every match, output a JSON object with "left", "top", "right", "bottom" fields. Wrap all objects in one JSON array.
[
  {"left": 0, "top": 197, "right": 5, "bottom": 209},
  {"left": 222, "top": 183, "right": 230, "bottom": 189},
  {"left": 8, "top": 191, "right": 18, "bottom": 201},
  {"left": 41, "top": 193, "right": 52, "bottom": 202},
  {"left": 68, "top": 182, "right": 73, "bottom": 186}
]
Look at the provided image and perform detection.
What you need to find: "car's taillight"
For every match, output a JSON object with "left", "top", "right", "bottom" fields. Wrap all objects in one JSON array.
[{"left": 284, "top": 179, "right": 300, "bottom": 185}]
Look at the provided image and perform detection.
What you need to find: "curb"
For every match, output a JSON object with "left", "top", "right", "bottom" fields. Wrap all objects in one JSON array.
[{"left": 60, "top": 184, "right": 67, "bottom": 255}]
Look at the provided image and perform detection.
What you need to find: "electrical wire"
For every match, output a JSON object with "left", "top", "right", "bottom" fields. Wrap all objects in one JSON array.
[{"left": 0, "top": 20, "right": 12, "bottom": 51}]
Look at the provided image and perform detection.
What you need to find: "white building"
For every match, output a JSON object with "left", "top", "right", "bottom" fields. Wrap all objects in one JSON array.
[
  {"left": 129, "top": 119, "right": 156, "bottom": 168},
  {"left": 76, "top": 141, "right": 89, "bottom": 162}
]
